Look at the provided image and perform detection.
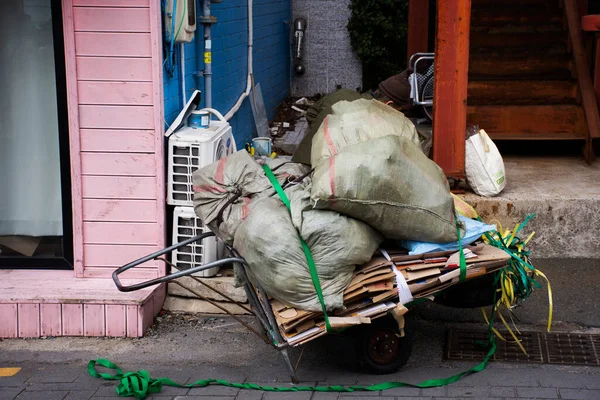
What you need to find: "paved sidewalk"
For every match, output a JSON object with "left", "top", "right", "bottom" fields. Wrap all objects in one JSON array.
[{"left": 1, "top": 316, "right": 599, "bottom": 400}]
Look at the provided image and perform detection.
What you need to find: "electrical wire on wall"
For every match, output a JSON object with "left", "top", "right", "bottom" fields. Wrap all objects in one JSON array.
[{"left": 162, "top": 0, "right": 187, "bottom": 79}]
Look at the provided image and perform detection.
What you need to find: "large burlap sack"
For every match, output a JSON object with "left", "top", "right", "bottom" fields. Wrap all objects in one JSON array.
[
  {"left": 310, "top": 99, "right": 421, "bottom": 166},
  {"left": 192, "top": 151, "right": 310, "bottom": 244},
  {"left": 233, "top": 181, "right": 382, "bottom": 311},
  {"left": 311, "top": 135, "right": 459, "bottom": 242}
]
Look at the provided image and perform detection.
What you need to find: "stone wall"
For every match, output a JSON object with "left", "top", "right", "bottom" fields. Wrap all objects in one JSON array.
[{"left": 291, "top": 0, "right": 362, "bottom": 96}]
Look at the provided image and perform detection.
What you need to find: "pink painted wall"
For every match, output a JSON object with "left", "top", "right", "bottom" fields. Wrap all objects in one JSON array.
[{"left": 62, "top": 0, "right": 166, "bottom": 279}]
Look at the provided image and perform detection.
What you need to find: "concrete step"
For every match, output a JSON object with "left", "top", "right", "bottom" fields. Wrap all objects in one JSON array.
[
  {"left": 468, "top": 80, "right": 578, "bottom": 106},
  {"left": 460, "top": 156, "right": 600, "bottom": 259},
  {"left": 466, "top": 105, "right": 587, "bottom": 140}
]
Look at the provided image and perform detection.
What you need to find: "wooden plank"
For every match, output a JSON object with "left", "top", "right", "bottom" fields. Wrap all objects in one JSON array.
[
  {"left": 469, "top": 56, "right": 572, "bottom": 78},
  {"left": 62, "top": 304, "right": 84, "bottom": 336},
  {"left": 0, "top": 270, "right": 158, "bottom": 304},
  {"left": 78, "top": 82, "right": 153, "bottom": 106},
  {"left": 432, "top": 0, "right": 471, "bottom": 178},
  {"left": 407, "top": 0, "right": 429, "bottom": 60},
  {"left": 83, "top": 267, "right": 159, "bottom": 280},
  {"left": 126, "top": 305, "right": 139, "bottom": 337},
  {"left": 40, "top": 304, "right": 62, "bottom": 337},
  {"left": 0, "top": 304, "right": 18, "bottom": 338},
  {"left": 84, "top": 244, "right": 159, "bottom": 267},
  {"left": 83, "top": 199, "right": 157, "bottom": 222},
  {"left": 565, "top": 0, "right": 600, "bottom": 146},
  {"left": 82, "top": 176, "right": 156, "bottom": 199},
  {"left": 80, "top": 129, "right": 155, "bottom": 153},
  {"left": 73, "top": 7, "right": 150, "bottom": 33},
  {"left": 595, "top": 37, "right": 600, "bottom": 108},
  {"left": 105, "top": 305, "right": 127, "bottom": 337},
  {"left": 18, "top": 304, "right": 40, "bottom": 338},
  {"left": 74, "top": 32, "right": 151, "bottom": 57},
  {"left": 79, "top": 105, "right": 154, "bottom": 130},
  {"left": 468, "top": 80, "right": 578, "bottom": 105},
  {"left": 73, "top": 0, "right": 149, "bottom": 6},
  {"left": 76, "top": 57, "right": 153, "bottom": 81},
  {"left": 83, "top": 222, "right": 159, "bottom": 245},
  {"left": 84, "top": 304, "right": 106, "bottom": 336},
  {"left": 81, "top": 153, "right": 156, "bottom": 176},
  {"left": 149, "top": 0, "right": 167, "bottom": 275},
  {"left": 62, "top": 0, "right": 85, "bottom": 277},
  {"left": 467, "top": 105, "right": 588, "bottom": 137}
]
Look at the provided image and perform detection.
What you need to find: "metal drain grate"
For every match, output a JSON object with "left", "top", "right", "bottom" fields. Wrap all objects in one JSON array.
[{"left": 445, "top": 328, "right": 600, "bottom": 366}]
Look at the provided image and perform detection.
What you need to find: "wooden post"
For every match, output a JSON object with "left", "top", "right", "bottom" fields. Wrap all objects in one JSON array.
[
  {"left": 432, "top": 0, "right": 471, "bottom": 179},
  {"left": 567, "top": 5, "right": 600, "bottom": 163},
  {"left": 407, "top": 0, "right": 430, "bottom": 61}
]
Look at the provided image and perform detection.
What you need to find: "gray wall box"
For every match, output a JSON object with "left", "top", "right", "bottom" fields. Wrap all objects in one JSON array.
[{"left": 291, "top": 0, "right": 362, "bottom": 96}]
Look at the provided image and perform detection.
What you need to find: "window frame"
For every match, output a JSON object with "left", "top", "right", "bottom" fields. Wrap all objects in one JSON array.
[{"left": 0, "top": 0, "right": 73, "bottom": 270}]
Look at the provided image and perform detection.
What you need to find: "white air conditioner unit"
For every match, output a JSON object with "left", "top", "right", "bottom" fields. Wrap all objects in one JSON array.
[
  {"left": 171, "top": 206, "right": 220, "bottom": 277},
  {"left": 166, "top": 91, "right": 236, "bottom": 207},
  {"left": 167, "top": 122, "right": 234, "bottom": 206},
  {"left": 165, "top": 0, "right": 196, "bottom": 43}
]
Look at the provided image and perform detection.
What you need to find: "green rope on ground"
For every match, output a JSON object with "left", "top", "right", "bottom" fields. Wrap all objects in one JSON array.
[{"left": 89, "top": 275, "right": 501, "bottom": 399}]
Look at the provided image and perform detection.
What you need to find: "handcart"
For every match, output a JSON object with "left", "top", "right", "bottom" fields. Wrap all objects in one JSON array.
[
  {"left": 408, "top": 52, "right": 435, "bottom": 121},
  {"left": 112, "top": 232, "right": 504, "bottom": 384}
]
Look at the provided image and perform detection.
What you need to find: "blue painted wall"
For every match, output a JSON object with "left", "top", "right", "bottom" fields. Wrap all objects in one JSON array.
[{"left": 163, "top": 0, "right": 291, "bottom": 147}]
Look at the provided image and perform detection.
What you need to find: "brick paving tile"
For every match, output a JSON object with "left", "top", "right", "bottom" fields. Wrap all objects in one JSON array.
[
  {"left": 235, "top": 391, "right": 264, "bottom": 400},
  {"left": 63, "top": 390, "right": 96, "bottom": 400},
  {"left": 378, "top": 386, "right": 421, "bottom": 397},
  {"left": 334, "top": 390, "right": 379, "bottom": 397},
  {"left": 559, "top": 388, "right": 600, "bottom": 400},
  {"left": 26, "top": 368, "right": 82, "bottom": 383},
  {"left": 515, "top": 387, "right": 559, "bottom": 398},
  {"left": 447, "top": 386, "right": 490, "bottom": 397},
  {"left": 187, "top": 385, "right": 239, "bottom": 396},
  {"left": 14, "top": 391, "right": 69, "bottom": 400},
  {"left": 0, "top": 388, "right": 24, "bottom": 400},
  {"left": 174, "top": 397, "right": 235, "bottom": 400},
  {"left": 310, "top": 393, "right": 340, "bottom": 399},
  {"left": 263, "top": 392, "right": 313, "bottom": 400},
  {"left": 24, "top": 382, "right": 98, "bottom": 391},
  {"left": 489, "top": 386, "right": 516, "bottom": 397},
  {"left": 537, "top": 371, "right": 587, "bottom": 389},
  {"left": 421, "top": 386, "right": 446, "bottom": 397}
]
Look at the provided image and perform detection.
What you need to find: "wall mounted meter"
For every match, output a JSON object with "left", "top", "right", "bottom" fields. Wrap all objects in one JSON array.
[{"left": 165, "top": 0, "right": 196, "bottom": 43}]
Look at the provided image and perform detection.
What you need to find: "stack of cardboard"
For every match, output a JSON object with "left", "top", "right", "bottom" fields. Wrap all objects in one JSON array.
[{"left": 270, "top": 243, "right": 510, "bottom": 346}]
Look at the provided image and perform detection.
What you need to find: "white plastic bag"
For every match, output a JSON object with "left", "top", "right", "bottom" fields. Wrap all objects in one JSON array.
[{"left": 465, "top": 129, "right": 506, "bottom": 197}]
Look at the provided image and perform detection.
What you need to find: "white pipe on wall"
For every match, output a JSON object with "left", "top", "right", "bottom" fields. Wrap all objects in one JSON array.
[
  {"left": 223, "top": 0, "right": 253, "bottom": 121},
  {"left": 180, "top": 42, "right": 187, "bottom": 105}
]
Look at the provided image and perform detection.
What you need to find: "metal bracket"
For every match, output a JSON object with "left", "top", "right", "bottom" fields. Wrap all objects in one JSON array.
[{"left": 198, "top": 15, "right": 218, "bottom": 24}]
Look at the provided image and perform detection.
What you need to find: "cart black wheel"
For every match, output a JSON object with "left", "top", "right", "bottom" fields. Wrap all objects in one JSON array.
[{"left": 356, "top": 317, "right": 412, "bottom": 375}]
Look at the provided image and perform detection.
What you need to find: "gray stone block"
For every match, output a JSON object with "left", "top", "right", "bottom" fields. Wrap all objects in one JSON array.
[
  {"left": 516, "top": 387, "right": 559, "bottom": 398},
  {"left": 167, "top": 275, "right": 247, "bottom": 303}
]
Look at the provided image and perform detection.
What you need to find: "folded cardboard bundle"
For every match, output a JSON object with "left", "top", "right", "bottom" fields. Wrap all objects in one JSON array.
[{"left": 270, "top": 243, "right": 510, "bottom": 346}]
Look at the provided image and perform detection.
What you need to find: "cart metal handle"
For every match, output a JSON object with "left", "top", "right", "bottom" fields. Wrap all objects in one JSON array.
[{"left": 112, "top": 232, "right": 245, "bottom": 292}]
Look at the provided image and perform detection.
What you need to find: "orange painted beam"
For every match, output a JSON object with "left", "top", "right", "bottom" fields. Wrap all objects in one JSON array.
[
  {"left": 407, "top": 0, "right": 430, "bottom": 61},
  {"left": 432, "top": 0, "right": 471, "bottom": 179}
]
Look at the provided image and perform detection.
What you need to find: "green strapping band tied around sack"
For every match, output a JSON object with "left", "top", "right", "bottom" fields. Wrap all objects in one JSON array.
[{"left": 262, "top": 164, "right": 333, "bottom": 332}]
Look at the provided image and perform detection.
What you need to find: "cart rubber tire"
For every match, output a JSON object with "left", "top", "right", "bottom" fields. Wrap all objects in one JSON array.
[{"left": 356, "top": 316, "right": 412, "bottom": 375}]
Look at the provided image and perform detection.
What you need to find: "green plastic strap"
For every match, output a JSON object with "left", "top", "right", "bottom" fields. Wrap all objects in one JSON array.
[
  {"left": 89, "top": 338, "right": 496, "bottom": 399},
  {"left": 262, "top": 164, "right": 332, "bottom": 332},
  {"left": 454, "top": 212, "right": 467, "bottom": 282}
]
